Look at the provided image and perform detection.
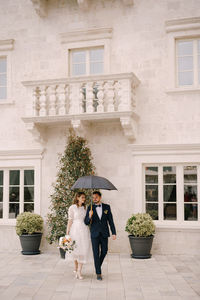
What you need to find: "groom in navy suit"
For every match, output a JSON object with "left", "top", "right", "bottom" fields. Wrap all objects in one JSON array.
[{"left": 84, "top": 191, "right": 116, "bottom": 280}]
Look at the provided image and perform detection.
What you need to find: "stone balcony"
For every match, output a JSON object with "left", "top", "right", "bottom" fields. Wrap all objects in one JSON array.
[{"left": 22, "top": 73, "right": 140, "bottom": 144}]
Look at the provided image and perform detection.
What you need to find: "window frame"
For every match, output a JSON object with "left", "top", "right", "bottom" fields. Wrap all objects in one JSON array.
[
  {"left": 70, "top": 46, "right": 104, "bottom": 77},
  {"left": 0, "top": 151, "right": 42, "bottom": 226},
  {"left": 64, "top": 39, "right": 111, "bottom": 77},
  {"left": 176, "top": 38, "right": 200, "bottom": 87},
  {"left": 144, "top": 164, "right": 199, "bottom": 223},
  {"left": 131, "top": 144, "right": 200, "bottom": 228},
  {"left": 0, "top": 39, "right": 14, "bottom": 104},
  {"left": 165, "top": 18, "right": 200, "bottom": 93}
]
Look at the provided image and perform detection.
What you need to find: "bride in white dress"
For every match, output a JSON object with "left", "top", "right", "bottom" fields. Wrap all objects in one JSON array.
[{"left": 66, "top": 192, "right": 92, "bottom": 280}]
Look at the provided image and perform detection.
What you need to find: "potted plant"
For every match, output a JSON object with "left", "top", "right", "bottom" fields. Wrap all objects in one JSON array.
[
  {"left": 16, "top": 212, "right": 43, "bottom": 255},
  {"left": 125, "top": 213, "right": 155, "bottom": 259}
]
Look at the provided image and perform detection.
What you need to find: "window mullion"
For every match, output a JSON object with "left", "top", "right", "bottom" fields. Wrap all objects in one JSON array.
[
  {"left": 3, "top": 169, "right": 9, "bottom": 220},
  {"left": 198, "top": 165, "right": 200, "bottom": 221},
  {"left": 193, "top": 40, "right": 198, "bottom": 87},
  {"left": 19, "top": 170, "right": 24, "bottom": 214},
  {"left": 176, "top": 165, "right": 183, "bottom": 223},
  {"left": 158, "top": 165, "right": 163, "bottom": 221},
  {"left": 86, "top": 50, "right": 90, "bottom": 75}
]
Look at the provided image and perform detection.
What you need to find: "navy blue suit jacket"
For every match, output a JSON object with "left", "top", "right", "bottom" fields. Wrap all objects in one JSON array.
[{"left": 84, "top": 203, "right": 116, "bottom": 238}]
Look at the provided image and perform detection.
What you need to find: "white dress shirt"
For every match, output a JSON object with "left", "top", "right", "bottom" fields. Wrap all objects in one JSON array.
[{"left": 96, "top": 204, "right": 102, "bottom": 219}]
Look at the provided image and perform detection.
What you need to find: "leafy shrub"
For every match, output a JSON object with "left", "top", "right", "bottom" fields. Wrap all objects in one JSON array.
[
  {"left": 16, "top": 212, "right": 43, "bottom": 235},
  {"left": 125, "top": 213, "right": 155, "bottom": 237}
]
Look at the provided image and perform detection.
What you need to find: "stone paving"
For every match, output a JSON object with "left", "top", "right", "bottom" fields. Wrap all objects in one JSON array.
[{"left": 0, "top": 252, "right": 200, "bottom": 300}]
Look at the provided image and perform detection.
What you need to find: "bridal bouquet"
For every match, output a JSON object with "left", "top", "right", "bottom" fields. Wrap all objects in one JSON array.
[{"left": 58, "top": 235, "right": 76, "bottom": 253}]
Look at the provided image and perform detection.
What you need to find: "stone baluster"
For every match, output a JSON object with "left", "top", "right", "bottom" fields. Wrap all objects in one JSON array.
[
  {"left": 118, "top": 79, "right": 131, "bottom": 111},
  {"left": 57, "top": 84, "right": 67, "bottom": 115},
  {"left": 85, "top": 82, "right": 94, "bottom": 113},
  {"left": 106, "top": 80, "right": 115, "bottom": 112},
  {"left": 48, "top": 85, "right": 57, "bottom": 116},
  {"left": 32, "top": 87, "right": 39, "bottom": 116},
  {"left": 69, "top": 83, "right": 81, "bottom": 114},
  {"left": 79, "top": 84, "right": 84, "bottom": 114},
  {"left": 39, "top": 86, "right": 47, "bottom": 116},
  {"left": 96, "top": 81, "right": 104, "bottom": 113}
]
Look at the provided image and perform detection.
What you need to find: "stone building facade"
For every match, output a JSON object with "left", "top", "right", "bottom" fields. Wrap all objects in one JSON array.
[{"left": 0, "top": 0, "right": 200, "bottom": 254}]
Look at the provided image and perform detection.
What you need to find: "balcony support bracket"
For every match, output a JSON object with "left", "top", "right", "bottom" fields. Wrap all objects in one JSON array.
[
  {"left": 25, "top": 122, "right": 46, "bottom": 145},
  {"left": 120, "top": 116, "right": 137, "bottom": 142}
]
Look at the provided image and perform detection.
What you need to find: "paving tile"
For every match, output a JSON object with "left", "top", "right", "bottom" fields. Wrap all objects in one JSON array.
[{"left": 0, "top": 252, "right": 200, "bottom": 300}]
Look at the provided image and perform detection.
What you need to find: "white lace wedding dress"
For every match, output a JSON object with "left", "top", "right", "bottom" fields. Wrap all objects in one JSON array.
[{"left": 65, "top": 204, "right": 92, "bottom": 264}]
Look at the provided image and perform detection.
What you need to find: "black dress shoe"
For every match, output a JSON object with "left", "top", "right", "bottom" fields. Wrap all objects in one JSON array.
[{"left": 97, "top": 274, "right": 102, "bottom": 280}]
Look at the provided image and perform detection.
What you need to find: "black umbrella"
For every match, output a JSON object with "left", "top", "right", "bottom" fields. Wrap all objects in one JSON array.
[
  {"left": 71, "top": 175, "right": 117, "bottom": 211},
  {"left": 71, "top": 175, "right": 117, "bottom": 191}
]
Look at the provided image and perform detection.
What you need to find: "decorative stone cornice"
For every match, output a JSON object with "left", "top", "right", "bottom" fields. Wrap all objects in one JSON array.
[
  {"left": 0, "top": 39, "right": 14, "bottom": 51},
  {"left": 31, "top": 0, "right": 134, "bottom": 17},
  {"left": 31, "top": 0, "right": 48, "bottom": 17},
  {"left": 0, "top": 148, "right": 44, "bottom": 160},
  {"left": 60, "top": 28, "right": 112, "bottom": 44},
  {"left": 165, "top": 17, "right": 200, "bottom": 33},
  {"left": 130, "top": 143, "right": 200, "bottom": 156}
]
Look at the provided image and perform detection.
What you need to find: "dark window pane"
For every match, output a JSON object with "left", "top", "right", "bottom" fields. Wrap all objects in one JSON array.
[
  {"left": 184, "top": 185, "right": 197, "bottom": 202},
  {"left": 146, "top": 203, "right": 158, "bottom": 220},
  {"left": 24, "top": 187, "right": 34, "bottom": 202},
  {"left": 9, "top": 203, "right": 19, "bottom": 219},
  {"left": 24, "top": 203, "right": 34, "bottom": 213},
  {"left": 164, "top": 204, "right": 176, "bottom": 220},
  {"left": 9, "top": 187, "right": 19, "bottom": 202},
  {"left": 163, "top": 166, "right": 176, "bottom": 183},
  {"left": 145, "top": 167, "right": 158, "bottom": 183},
  {"left": 0, "top": 203, "right": 2, "bottom": 218},
  {"left": 184, "top": 166, "right": 197, "bottom": 183},
  {"left": 145, "top": 175, "right": 158, "bottom": 183},
  {"left": 0, "top": 187, "right": 3, "bottom": 202},
  {"left": 163, "top": 185, "right": 176, "bottom": 202},
  {"left": 0, "top": 171, "right": 3, "bottom": 185},
  {"left": 9, "top": 170, "right": 20, "bottom": 185},
  {"left": 184, "top": 204, "right": 198, "bottom": 221},
  {"left": 146, "top": 185, "right": 158, "bottom": 202},
  {"left": 24, "top": 170, "right": 34, "bottom": 185}
]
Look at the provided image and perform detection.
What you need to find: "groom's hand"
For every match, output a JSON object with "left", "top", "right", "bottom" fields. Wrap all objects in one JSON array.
[
  {"left": 89, "top": 210, "right": 93, "bottom": 218},
  {"left": 112, "top": 235, "right": 116, "bottom": 240}
]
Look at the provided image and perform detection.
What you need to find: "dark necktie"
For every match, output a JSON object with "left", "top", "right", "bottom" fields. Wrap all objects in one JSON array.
[{"left": 95, "top": 204, "right": 101, "bottom": 207}]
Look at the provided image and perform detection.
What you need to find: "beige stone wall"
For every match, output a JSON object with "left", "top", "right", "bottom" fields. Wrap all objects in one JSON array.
[{"left": 0, "top": 0, "right": 200, "bottom": 254}]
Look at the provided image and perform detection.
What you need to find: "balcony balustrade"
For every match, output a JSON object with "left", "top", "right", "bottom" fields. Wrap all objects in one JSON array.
[{"left": 22, "top": 73, "right": 140, "bottom": 143}]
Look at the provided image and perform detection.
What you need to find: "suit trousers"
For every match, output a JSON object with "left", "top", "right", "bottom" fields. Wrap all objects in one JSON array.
[{"left": 91, "top": 233, "right": 108, "bottom": 275}]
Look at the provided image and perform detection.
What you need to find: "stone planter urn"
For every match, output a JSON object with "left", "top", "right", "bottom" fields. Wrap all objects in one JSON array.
[
  {"left": 19, "top": 233, "right": 42, "bottom": 255},
  {"left": 125, "top": 213, "right": 155, "bottom": 259},
  {"left": 16, "top": 212, "right": 43, "bottom": 255},
  {"left": 128, "top": 235, "right": 154, "bottom": 259}
]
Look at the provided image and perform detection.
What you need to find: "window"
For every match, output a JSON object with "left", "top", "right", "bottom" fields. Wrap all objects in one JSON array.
[
  {"left": 0, "top": 57, "right": 7, "bottom": 99},
  {"left": 176, "top": 39, "right": 200, "bottom": 87},
  {"left": 70, "top": 47, "right": 104, "bottom": 76},
  {"left": 184, "top": 166, "right": 198, "bottom": 221},
  {"left": 0, "top": 171, "right": 3, "bottom": 218},
  {"left": 0, "top": 169, "right": 34, "bottom": 220},
  {"left": 145, "top": 165, "right": 199, "bottom": 222}
]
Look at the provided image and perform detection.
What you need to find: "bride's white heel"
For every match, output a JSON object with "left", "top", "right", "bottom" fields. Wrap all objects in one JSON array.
[{"left": 77, "top": 271, "right": 83, "bottom": 280}]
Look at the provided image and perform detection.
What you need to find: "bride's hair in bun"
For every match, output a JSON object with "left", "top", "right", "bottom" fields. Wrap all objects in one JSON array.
[{"left": 73, "top": 192, "right": 86, "bottom": 208}]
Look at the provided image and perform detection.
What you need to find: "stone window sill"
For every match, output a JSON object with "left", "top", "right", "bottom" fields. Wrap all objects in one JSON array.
[
  {"left": 0, "top": 99, "right": 14, "bottom": 105},
  {"left": 166, "top": 87, "right": 200, "bottom": 94}
]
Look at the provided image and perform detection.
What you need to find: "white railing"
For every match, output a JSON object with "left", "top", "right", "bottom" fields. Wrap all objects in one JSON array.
[{"left": 22, "top": 73, "right": 139, "bottom": 118}]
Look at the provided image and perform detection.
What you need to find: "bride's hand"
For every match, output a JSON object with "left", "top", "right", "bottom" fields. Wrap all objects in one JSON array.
[{"left": 89, "top": 210, "right": 93, "bottom": 218}]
